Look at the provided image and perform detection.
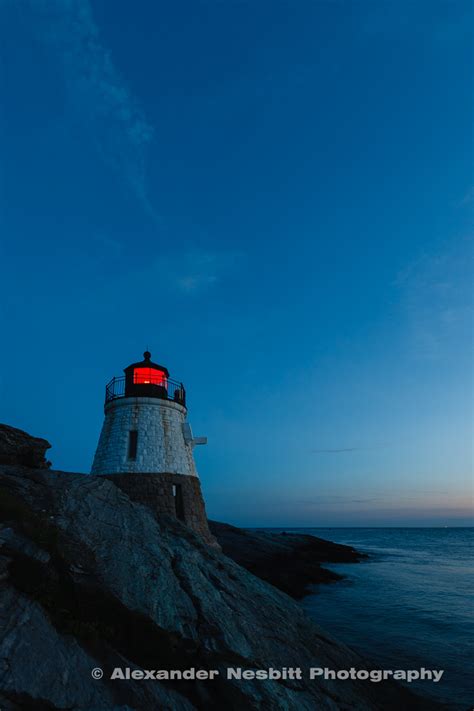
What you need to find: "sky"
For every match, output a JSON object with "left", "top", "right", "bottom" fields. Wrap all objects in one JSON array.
[{"left": 0, "top": 0, "right": 472, "bottom": 526}]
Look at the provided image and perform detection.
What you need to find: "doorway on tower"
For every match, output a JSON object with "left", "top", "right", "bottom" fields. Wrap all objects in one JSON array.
[{"left": 172, "top": 484, "right": 185, "bottom": 521}]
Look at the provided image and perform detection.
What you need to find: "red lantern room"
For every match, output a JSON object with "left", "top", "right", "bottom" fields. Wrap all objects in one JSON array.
[
  {"left": 104, "top": 351, "right": 186, "bottom": 406},
  {"left": 124, "top": 351, "right": 170, "bottom": 399}
]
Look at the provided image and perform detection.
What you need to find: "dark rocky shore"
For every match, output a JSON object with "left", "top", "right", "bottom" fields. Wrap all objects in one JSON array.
[
  {"left": 209, "top": 520, "right": 366, "bottom": 599},
  {"left": 0, "top": 425, "right": 445, "bottom": 710}
]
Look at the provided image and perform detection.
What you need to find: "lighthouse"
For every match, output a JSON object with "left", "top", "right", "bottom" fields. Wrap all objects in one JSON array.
[{"left": 91, "top": 351, "right": 217, "bottom": 546}]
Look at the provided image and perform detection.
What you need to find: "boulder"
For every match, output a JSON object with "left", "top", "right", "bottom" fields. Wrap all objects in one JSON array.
[{"left": 0, "top": 424, "right": 51, "bottom": 469}]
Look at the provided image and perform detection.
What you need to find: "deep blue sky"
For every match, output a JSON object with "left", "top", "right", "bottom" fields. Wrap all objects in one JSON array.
[{"left": 1, "top": 1, "right": 472, "bottom": 525}]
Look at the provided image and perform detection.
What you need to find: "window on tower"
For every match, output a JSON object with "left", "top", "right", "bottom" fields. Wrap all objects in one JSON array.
[{"left": 128, "top": 430, "right": 138, "bottom": 460}]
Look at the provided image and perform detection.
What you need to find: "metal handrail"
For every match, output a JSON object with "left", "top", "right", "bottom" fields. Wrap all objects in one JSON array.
[{"left": 105, "top": 376, "right": 186, "bottom": 406}]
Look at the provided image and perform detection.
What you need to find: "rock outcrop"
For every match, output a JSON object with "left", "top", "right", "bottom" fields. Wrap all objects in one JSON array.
[
  {"left": 106, "top": 472, "right": 219, "bottom": 549},
  {"left": 0, "top": 424, "right": 51, "bottom": 469},
  {"left": 209, "top": 520, "right": 366, "bottom": 598},
  {"left": 0, "top": 462, "right": 442, "bottom": 710}
]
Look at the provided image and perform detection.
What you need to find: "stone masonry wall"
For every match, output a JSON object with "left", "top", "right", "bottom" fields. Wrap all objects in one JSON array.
[
  {"left": 91, "top": 397, "right": 197, "bottom": 476},
  {"left": 104, "top": 472, "right": 219, "bottom": 548}
]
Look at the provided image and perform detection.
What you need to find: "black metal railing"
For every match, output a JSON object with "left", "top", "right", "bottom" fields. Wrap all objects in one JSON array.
[{"left": 105, "top": 376, "right": 186, "bottom": 406}]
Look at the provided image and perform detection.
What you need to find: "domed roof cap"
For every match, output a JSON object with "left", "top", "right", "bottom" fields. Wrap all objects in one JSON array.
[{"left": 123, "top": 351, "right": 170, "bottom": 378}]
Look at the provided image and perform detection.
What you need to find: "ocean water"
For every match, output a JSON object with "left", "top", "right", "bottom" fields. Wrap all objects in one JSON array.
[{"left": 273, "top": 528, "right": 473, "bottom": 709}]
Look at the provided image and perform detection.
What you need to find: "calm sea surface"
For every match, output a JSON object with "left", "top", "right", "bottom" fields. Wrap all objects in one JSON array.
[{"left": 267, "top": 528, "right": 473, "bottom": 709}]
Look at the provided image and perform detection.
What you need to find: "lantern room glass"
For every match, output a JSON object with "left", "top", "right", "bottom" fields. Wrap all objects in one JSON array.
[{"left": 133, "top": 367, "right": 167, "bottom": 388}]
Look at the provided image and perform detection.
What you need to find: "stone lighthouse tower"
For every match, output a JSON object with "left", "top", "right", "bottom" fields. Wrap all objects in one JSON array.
[{"left": 91, "top": 351, "right": 217, "bottom": 546}]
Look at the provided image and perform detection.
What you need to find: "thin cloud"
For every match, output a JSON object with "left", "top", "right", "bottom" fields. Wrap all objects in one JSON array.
[
  {"left": 173, "top": 250, "right": 240, "bottom": 295},
  {"left": 361, "top": 2, "right": 471, "bottom": 46},
  {"left": 312, "top": 447, "right": 362, "bottom": 453},
  {"left": 25, "top": 0, "right": 156, "bottom": 221},
  {"left": 311, "top": 446, "right": 386, "bottom": 454},
  {"left": 394, "top": 239, "right": 473, "bottom": 360},
  {"left": 456, "top": 185, "right": 474, "bottom": 207},
  {"left": 296, "top": 491, "right": 454, "bottom": 507},
  {"left": 106, "top": 248, "right": 242, "bottom": 303},
  {"left": 176, "top": 274, "right": 218, "bottom": 293},
  {"left": 297, "top": 497, "right": 380, "bottom": 505}
]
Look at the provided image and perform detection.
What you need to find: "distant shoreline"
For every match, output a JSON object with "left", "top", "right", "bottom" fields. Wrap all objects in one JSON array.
[{"left": 243, "top": 525, "right": 474, "bottom": 529}]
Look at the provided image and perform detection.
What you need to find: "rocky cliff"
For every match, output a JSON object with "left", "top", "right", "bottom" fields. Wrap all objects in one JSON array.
[
  {"left": 209, "top": 520, "right": 366, "bottom": 598},
  {"left": 0, "top": 428, "right": 442, "bottom": 710}
]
